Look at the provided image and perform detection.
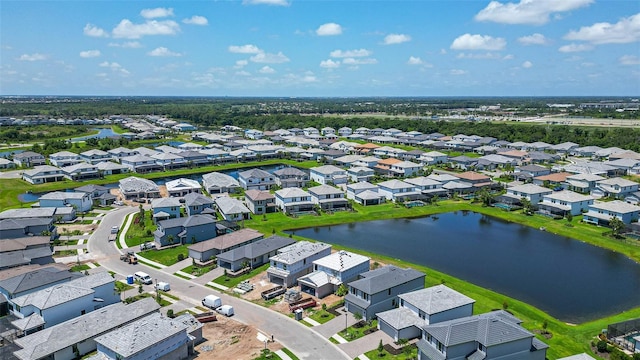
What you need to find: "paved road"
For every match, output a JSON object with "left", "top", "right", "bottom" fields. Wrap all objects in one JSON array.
[{"left": 87, "top": 206, "right": 349, "bottom": 360}]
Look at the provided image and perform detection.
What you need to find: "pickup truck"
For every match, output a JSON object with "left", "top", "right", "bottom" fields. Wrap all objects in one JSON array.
[{"left": 120, "top": 251, "right": 138, "bottom": 264}]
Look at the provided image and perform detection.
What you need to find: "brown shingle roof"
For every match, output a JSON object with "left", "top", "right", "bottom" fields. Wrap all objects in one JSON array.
[
  {"left": 534, "top": 172, "right": 572, "bottom": 182},
  {"left": 455, "top": 171, "right": 490, "bottom": 181}
]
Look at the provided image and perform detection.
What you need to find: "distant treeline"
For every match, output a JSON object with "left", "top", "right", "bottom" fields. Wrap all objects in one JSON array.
[{"left": 1, "top": 98, "right": 639, "bottom": 151}]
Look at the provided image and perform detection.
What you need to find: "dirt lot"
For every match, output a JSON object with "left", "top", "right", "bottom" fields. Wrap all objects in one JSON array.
[{"left": 196, "top": 316, "right": 282, "bottom": 360}]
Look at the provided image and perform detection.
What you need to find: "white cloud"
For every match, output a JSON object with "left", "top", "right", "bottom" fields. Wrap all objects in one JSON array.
[
  {"left": 112, "top": 19, "right": 180, "bottom": 39},
  {"left": 342, "top": 58, "right": 378, "bottom": 65},
  {"left": 456, "top": 52, "right": 502, "bottom": 59},
  {"left": 316, "top": 23, "right": 342, "bottom": 36},
  {"left": 330, "top": 49, "right": 372, "bottom": 58},
  {"left": 450, "top": 34, "right": 506, "bottom": 51},
  {"left": 475, "top": 0, "right": 593, "bottom": 25},
  {"left": 518, "top": 33, "right": 549, "bottom": 45},
  {"left": 558, "top": 43, "right": 593, "bottom": 52},
  {"left": 522, "top": 61, "right": 533, "bottom": 68},
  {"left": 620, "top": 55, "right": 640, "bottom": 65},
  {"left": 383, "top": 33, "right": 411, "bottom": 45},
  {"left": 234, "top": 60, "right": 249, "bottom": 69},
  {"left": 450, "top": 69, "right": 467, "bottom": 75},
  {"left": 183, "top": 15, "right": 208, "bottom": 26},
  {"left": 108, "top": 41, "right": 142, "bottom": 48},
  {"left": 79, "top": 50, "right": 101, "bottom": 58},
  {"left": 148, "top": 47, "right": 182, "bottom": 57},
  {"left": 503, "top": 54, "right": 514, "bottom": 60},
  {"left": 407, "top": 56, "right": 423, "bottom": 65},
  {"left": 259, "top": 66, "right": 276, "bottom": 74},
  {"left": 140, "top": 8, "right": 174, "bottom": 19},
  {"left": 84, "top": 23, "right": 109, "bottom": 38},
  {"left": 18, "top": 53, "right": 46, "bottom": 61},
  {"left": 320, "top": 59, "right": 340, "bottom": 68},
  {"left": 99, "top": 61, "right": 130, "bottom": 75},
  {"left": 250, "top": 52, "right": 290, "bottom": 63},
  {"left": 235, "top": 71, "right": 251, "bottom": 76},
  {"left": 564, "top": 13, "right": 640, "bottom": 44},
  {"left": 242, "top": 0, "right": 290, "bottom": 6},
  {"left": 228, "top": 44, "right": 262, "bottom": 54}
]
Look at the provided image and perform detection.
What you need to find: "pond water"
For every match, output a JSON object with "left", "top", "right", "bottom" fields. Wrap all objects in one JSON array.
[
  {"left": 0, "top": 149, "right": 25, "bottom": 158},
  {"left": 290, "top": 211, "right": 640, "bottom": 323},
  {"left": 70, "top": 128, "right": 118, "bottom": 142}
]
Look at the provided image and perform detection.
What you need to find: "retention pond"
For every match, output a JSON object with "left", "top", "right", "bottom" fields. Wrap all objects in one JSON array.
[{"left": 290, "top": 211, "right": 640, "bottom": 323}]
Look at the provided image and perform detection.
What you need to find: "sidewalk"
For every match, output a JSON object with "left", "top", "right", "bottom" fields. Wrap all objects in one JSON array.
[
  {"left": 314, "top": 308, "right": 359, "bottom": 338},
  {"left": 162, "top": 258, "right": 193, "bottom": 274},
  {"left": 337, "top": 330, "right": 393, "bottom": 359},
  {"left": 190, "top": 266, "right": 225, "bottom": 286}
]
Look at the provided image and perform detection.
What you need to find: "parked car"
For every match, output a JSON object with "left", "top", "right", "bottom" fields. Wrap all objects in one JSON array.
[
  {"left": 140, "top": 242, "right": 155, "bottom": 250},
  {"left": 111, "top": 226, "right": 119, "bottom": 234},
  {"left": 114, "top": 201, "right": 123, "bottom": 206}
]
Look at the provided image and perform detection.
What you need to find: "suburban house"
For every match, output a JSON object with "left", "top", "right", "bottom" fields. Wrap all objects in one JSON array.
[
  {"left": 353, "top": 156, "right": 382, "bottom": 168},
  {"left": 188, "top": 228, "right": 264, "bottom": 263},
  {"left": 564, "top": 173, "right": 606, "bottom": 194},
  {"left": 61, "top": 162, "right": 100, "bottom": 181},
  {"left": 118, "top": 176, "right": 160, "bottom": 200},
  {"left": 216, "top": 235, "right": 296, "bottom": 272},
  {"left": 92, "top": 312, "right": 202, "bottom": 360},
  {"left": 273, "top": 167, "right": 309, "bottom": 188},
  {"left": 49, "top": 151, "right": 82, "bottom": 167},
  {"left": 151, "top": 197, "right": 182, "bottom": 222},
  {"left": 96, "top": 161, "right": 130, "bottom": 176},
  {"left": 39, "top": 191, "right": 93, "bottom": 213},
  {"left": 215, "top": 196, "right": 252, "bottom": 221},
  {"left": 13, "top": 151, "right": 46, "bottom": 167},
  {"left": 0, "top": 157, "right": 16, "bottom": 169},
  {"left": 550, "top": 142, "right": 580, "bottom": 154},
  {"left": 378, "top": 179, "right": 423, "bottom": 202},
  {"left": 538, "top": 191, "right": 594, "bottom": 217},
  {"left": 0, "top": 236, "right": 55, "bottom": 269},
  {"left": 625, "top": 191, "right": 640, "bottom": 205},
  {"left": 309, "top": 165, "right": 348, "bottom": 185},
  {"left": 347, "top": 181, "right": 385, "bottom": 206},
  {"left": 405, "top": 177, "right": 447, "bottom": 198},
  {"left": 238, "top": 168, "right": 276, "bottom": 190},
  {"left": 184, "top": 192, "right": 215, "bottom": 217},
  {"left": 244, "top": 189, "right": 276, "bottom": 215},
  {"left": 274, "top": 187, "right": 315, "bottom": 214},
  {"left": 501, "top": 184, "right": 553, "bottom": 207},
  {"left": 454, "top": 171, "right": 492, "bottom": 188},
  {"left": 22, "top": 165, "right": 65, "bottom": 184},
  {"left": 532, "top": 172, "right": 572, "bottom": 189},
  {"left": 151, "top": 152, "right": 186, "bottom": 170},
  {"left": 416, "top": 310, "right": 548, "bottom": 360},
  {"left": 389, "top": 161, "right": 422, "bottom": 177},
  {"left": 120, "top": 154, "right": 161, "bottom": 173},
  {"left": 592, "top": 177, "right": 639, "bottom": 199},
  {"left": 202, "top": 171, "right": 241, "bottom": 194},
  {"left": 153, "top": 214, "right": 217, "bottom": 247},
  {"left": 12, "top": 298, "right": 160, "bottom": 360},
  {"left": 79, "top": 149, "right": 112, "bottom": 165},
  {"left": 166, "top": 178, "right": 202, "bottom": 197},
  {"left": 377, "top": 285, "right": 475, "bottom": 342},
  {"left": 298, "top": 250, "right": 370, "bottom": 298},
  {"left": 338, "top": 127, "right": 353, "bottom": 137},
  {"left": 245, "top": 129, "right": 264, "bottom": 139},
  {"left": 75, "top": 184, "right": 113, "bottom": 206},
  {"left": 9, "top": 272, "right": 119, "bottom": 332},
  {"left": 419, "top": 151, "right": 448, "bottom": 165},
  {"left": 107, "top": 147, "right": 138, "bottom": 162},
  {"left": 267, "top": 241, "right": 332, "bottom": 287},
  {"left": 583, "top": 200, "right": 640, "bottom": 226},
  {"left": 374, "top": 158, "right": 402, "bottom": 175},
  {"left": 345, "top": 265, "right": 426, "bottom": 320},
  {"left": 178, "top": 150, "right": 210, "bottom": 167},
  {"left": 348, "top": 166, "right": 376, "bottom": 182},
  {"left": 558, "top": 355, "right": 597, "bottom": 360},
  {"left": 514, "top": 164, "right": 551, "bottom": 181},
  {"left": 308, "top": 184, "right": 349, "bottom": 212}
]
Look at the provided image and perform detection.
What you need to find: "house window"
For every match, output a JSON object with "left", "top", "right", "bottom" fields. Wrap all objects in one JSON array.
[{"left": 388, "top": 289, "right": 391, "bottom": 295}]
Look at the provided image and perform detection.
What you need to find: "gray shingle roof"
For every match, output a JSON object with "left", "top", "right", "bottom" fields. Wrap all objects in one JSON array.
[
  {"left": 184, "top": 192, "right": 215, "bottom": 207},
  {"left": 188, "top": 228, "right": 263, "bottom": 252},
  {"left": 217, "top": 235, "right": 295, "bottom": 262},
  {"left": 202, "top": 171, "right": 240, "bottom": 188},
  {"left": 348, "top": 265, "right": 425, "bottom": 294},
  {"left": 119, "top": 176, "right": 159, "bottom": 192},
  {"left": 215, "top": 196, "right": 251, "bottom": 215},
  {"left": 399, "top": 285, "right": 475, "bottom": 315},
  {"left": 239, "top": 168, "right": 272, "bottom": 179},
  {"left": 0, "top": 265, "right": 79, "bottom": 296},
  {"left": 270, "top": 241, "right": 331, "bottom": 265}
]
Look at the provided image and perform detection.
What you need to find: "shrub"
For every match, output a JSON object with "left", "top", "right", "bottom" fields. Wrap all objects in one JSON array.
[
  {"left": 167, "top": 309, "right": 175, "bottom": 318},
  {"left": 177, "top": 253, "right": 185, "bottom": 262},
  {"left": 596, "top": 340, "right": 608, "bottom": 352}
]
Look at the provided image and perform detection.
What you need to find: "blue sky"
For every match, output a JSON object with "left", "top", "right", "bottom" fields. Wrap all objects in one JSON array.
[{"left": 1, "top": 0, "right": 639, "bottom": 96}]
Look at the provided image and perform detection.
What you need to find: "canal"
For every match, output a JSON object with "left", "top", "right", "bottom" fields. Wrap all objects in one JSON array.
[{"left": 290, "top": 211, "right": 640, "bottom": 323}]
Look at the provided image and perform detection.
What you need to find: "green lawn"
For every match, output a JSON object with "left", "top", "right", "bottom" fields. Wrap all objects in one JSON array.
[
  {"left": 307, "top": 308, "right": 335, "bottom": 324},
  {"left": 141, "top": 245, "right": 189, "bottom": 266},
  {"left": 70, "top": 264, "right": 91, "bottom": 272},
  {"left": 115, "top": 281, "right": 134, "bottom": 293},
  {"left": 253, "top": 349, "right": 282, "bottom": 360},
  {"left": 181, "top": 264, "right": 217, "bottom": 277},
  {"left": 338, "top": 320, "right": 378, "bottom": 342},
  {"left": 364, "top": 345, "right": 418, "bottom": 360},
  {"left": 280, "top": 348, "right": 299, "bottom": 360},
  {"left": 213, "top": 263, "right": 270, "bottom": 288},
  {"left": 124, "top": 211, "right": 155, "bottom": 248}
]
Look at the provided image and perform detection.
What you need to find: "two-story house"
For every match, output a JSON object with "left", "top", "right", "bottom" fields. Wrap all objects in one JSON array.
[
  {"left": 389, "top": 161, "right": 422, "bottom": 177},
  {"left": 418, "top": 151, "right": 448, "bottom": 165},
  {"left": 273, "top": 167, "right": 309, "bottom": 188},
  {"left": 564, "top": 173, "right": 606, "bottom": 194},
  {"left": 151, "top": 152, "right": 186, "bottom": 170},
  {"left": 22, "top": 165, "right": 65, "bottom": 184},
  {"left": 416, "top": 310, "right": 548, "bottom": 360},
  {"left": 500, "top": 184, "right": 553, "bottom": 208},
  {"left": 151, "top": 197, "right": 182, "bottom": 222},
  {"left": 48, "top": 151, "right": 82, "bottom": 167},
  {"left": 378, "top": 179, "right": 422, "bottom": 202},
  {"left": 39, "top": 191, "right": 92, "bottom": 213},
  {"left": 119, "top": 176, "right": 160, "bottom": 200},
  {"left": 346, "top": 181, "right": 385, "bottom": 206},
  {"left": 202, "top": 171, "right": 241, "bottom": 194},
  {"left": 592, "top": 177, "right": 639, "bottom": 199},
  {"left": 298, "top": 250, "right": 370, "bottom": 298},
  {"left": 267, "top": 241, "right": 332, "bottom": 287},
  {"left": 345, "top": 265, "right": 426, "bottom": 320},
  {"left": 347, "top": 166, "right": 376, "bottom": 183},
  {"left": 238, "top": 168, "right": 276, "bottom": 190},
  {"left": 538, "top": 190, "right": 594, "bottom": 217},
  {"left": 244, "top": 189, "right": 276, "bottom": 215},
  {"left": 216, "top": 235, "right": 295, "bottom": 272},
  {"left": 107, "top": 147, "right": 139, "bottom": 162},
  {"left": 119, "top": 154, "right": 161, "bottom": 173},
  {"left": 274, "top": 187, "right": 315, "bottom": 214},
  {"left": 13, "top": 151, "right": 46, "bottom": 167},
  {"left": 188, "top": 228, "right": 264, "bottom": 263},
  {"left": 79, "top": 149, "right": 112, "bottom": 165},
  {"left": 405, "top": 177, "right": 447, "bottom": 198},
  {"left": 153, "top": 214, "right": 217, "bottom": 247},
  {"left": 308, "top": 184, "right": 348, "bottom": 212},
  {"left": 184, "top": 192, "right": 215, "bottom": 217},
  {"left": 61, "top": 162, "right": 100, "bottom": 181},
  {"left": 309, "top": 165, "right": 348, "bottom": 185},
  {"left": 377, "top": 285, "right": 475, "bottom": 342},
  {"left": 215, "top": 196, "right": 252, "bottom": 221},
  {"left": 583, "top": 200, "right": 640, "bottom": 226},
  {"left": 166, "top": 178, "right": 202, "bottom": 197}
]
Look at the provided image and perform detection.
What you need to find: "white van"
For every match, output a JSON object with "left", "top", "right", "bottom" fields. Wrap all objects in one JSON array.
[
  {"left": 202, "top": 295, "right": 222, "bottom": 309},
  {"left": 154, "top": 281, "right": 170, "bottom": 292},
  {"left": 216, "top": 305, "right": 234, "bottom": 317},
  {"left": 134, "top": 271, "right": 153, "bottom": 285}
]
